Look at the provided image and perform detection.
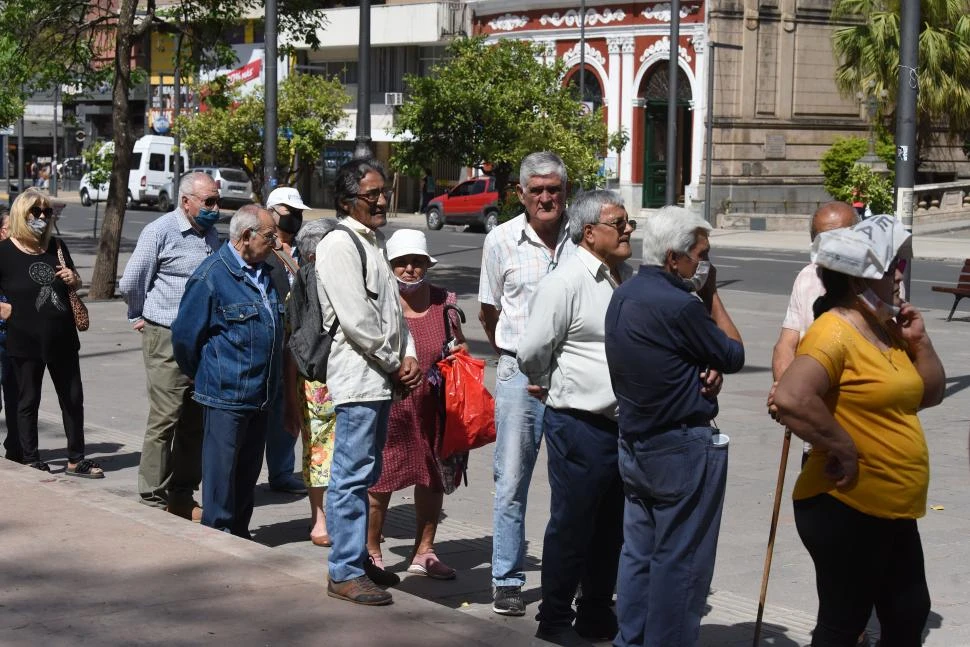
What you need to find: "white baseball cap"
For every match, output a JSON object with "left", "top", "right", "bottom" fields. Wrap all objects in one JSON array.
[
  {"left": 386, "top": 229, "right": 438, "bottom": 266},
  {"left": 811, "top": 214, "right": 913, "bottom": 279},
  {"left": 266, "top": 186, "right": 309, "bottom": 211}
]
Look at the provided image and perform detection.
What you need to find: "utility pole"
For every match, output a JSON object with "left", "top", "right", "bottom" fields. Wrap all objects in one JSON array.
[
  {"left": 264, "top": 0, "right": 278, "bottom": 198},
  {"left": 353, "top": 0, "right": 373, "bottom": 159},
  {"left": 665, "top": 0, "right": 680, "bottom": 205},
  {"left": 173, "top": 26, "right": 184, "bottom": 194},
  {"left": 17, "top": 115, "right": 24, "bottom": 199},
  {"left": 50, "top": 86, "right": 59, "bottom": 197},
  {"left": 895, "top": 0, "right": 919, "bottom": 296}
]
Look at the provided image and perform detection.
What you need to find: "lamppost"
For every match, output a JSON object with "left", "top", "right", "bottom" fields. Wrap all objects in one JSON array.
[
  {"left": 353, "top": 0, "right": 373, "bottom": 159},
  {"left": 264, "top": 0, "right": 278, "bottom": 198}
]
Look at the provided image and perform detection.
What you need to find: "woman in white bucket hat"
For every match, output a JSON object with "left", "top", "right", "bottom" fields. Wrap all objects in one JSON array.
[
  {"left": 365, "top": 228, "right": 466, "bottom": 581},
  {"left": 772, "top": 215, "right": 945, "bottom": 646}
]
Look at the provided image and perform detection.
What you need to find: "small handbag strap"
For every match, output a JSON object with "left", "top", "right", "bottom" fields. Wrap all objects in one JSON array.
[{"left": 54, "top": 239, "right": 77, "bottom": 293}]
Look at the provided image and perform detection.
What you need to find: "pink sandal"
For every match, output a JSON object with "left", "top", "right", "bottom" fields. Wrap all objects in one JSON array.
[{"left": 407, "top": 551, "right": 456, "bottom": 580}]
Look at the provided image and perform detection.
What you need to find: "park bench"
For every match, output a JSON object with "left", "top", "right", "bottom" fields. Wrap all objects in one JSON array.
[{"left": 931, "top": 259, "right": 970, "bottom": 321}]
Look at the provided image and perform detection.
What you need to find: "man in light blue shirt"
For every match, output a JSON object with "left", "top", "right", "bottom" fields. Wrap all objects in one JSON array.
[{"left": 119, "top": 171, "right": 221, "bottom": 520}]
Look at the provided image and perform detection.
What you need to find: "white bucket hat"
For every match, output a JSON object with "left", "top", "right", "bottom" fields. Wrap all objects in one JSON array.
[
  {"left": 811, "top": 214, "right": 913, "bottom": 279},
  {"left": 386, "top": 229, "right": 438, "bottom": 266},
  {"left": 266, "top": 186, "right": 309, "bottom": 211}
]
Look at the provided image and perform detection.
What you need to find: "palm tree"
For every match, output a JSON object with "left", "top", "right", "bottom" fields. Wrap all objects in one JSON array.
[{"left": 831, "top": 0, "right": 970, "bottom": 153}]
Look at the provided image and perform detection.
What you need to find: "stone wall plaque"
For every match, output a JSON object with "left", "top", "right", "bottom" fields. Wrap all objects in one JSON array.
[{"left": 765, "top": 134, "right": 787, "bottom": 159}]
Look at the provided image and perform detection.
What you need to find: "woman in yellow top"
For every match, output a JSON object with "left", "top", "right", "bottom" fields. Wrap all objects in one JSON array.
[{"left": 773, "top": 215, "right": 945, "bottom": 647}]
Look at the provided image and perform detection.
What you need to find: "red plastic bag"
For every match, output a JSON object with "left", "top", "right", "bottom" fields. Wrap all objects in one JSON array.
[{"left": 437, "top": 349, "right": 496, "bottom": 459}]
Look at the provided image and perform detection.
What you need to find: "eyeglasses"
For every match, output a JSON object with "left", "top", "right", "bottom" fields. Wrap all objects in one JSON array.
[
  {"left": 525, "top": 184, "right": 563, "bottom": 197},
  {"left": 251, "top": 228, "right": 279, "bottom": 245},
  {"left": 193, "top": 194, "right": 220, "bottom": 208},
  {"left": 29, "top": 205, "right": 54, "bottom": 219},
  {"left": 595, "top": 217, "right": 637, "bottom": 233},
  {"left": 356, "top": 189, "right": 393, "bottom": 204}
]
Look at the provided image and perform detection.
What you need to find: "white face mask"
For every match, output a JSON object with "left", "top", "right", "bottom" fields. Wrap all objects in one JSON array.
[
  {"left": 857, "top": 287, "right": 900, "bottom": 322},
  {"left": 688, "top": 261, "right": 711, "bottom": 292},
  {"left": 396, "top": 276, "right": 425, "bottom": 295},
  {"left": 27, "top": 219, "right": 47, "bottom": 236}
]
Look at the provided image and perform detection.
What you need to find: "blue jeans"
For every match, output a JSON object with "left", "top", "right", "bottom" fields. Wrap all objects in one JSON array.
[
  {"left": 492, "top": 354, "right": 545, "bottom": 588},
  {"left": 0, "top": 343, "right": 21, "bottom": 462},
  {"left": 614, "top": 425, "right": 728, "bottom": 647},
  {"left": 264, "top": 396, "right": 297, "bottom": 486},
  {"left": 538, "top": 407, "right": 624, "bottom": 629},
  {"left": 327, "top": 400, "right": 391, "bottom": 582},
  {"left": 201, "top": 406, "right": 269, "bottom": 537}
]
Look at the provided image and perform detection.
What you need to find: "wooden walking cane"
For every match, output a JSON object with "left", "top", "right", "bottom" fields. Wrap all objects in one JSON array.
[{"left": 752, "top": 427, "right": 792, "bottom": 646}]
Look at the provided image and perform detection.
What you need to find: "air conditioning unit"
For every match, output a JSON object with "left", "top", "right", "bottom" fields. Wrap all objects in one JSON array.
[{"left": 385, "top": 92, "right": 404, "bottom": 106}]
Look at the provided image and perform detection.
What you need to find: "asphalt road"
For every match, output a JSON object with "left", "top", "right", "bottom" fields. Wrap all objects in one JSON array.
[{"left": 53, "top": 201, "right": 968, "bottom": 314}]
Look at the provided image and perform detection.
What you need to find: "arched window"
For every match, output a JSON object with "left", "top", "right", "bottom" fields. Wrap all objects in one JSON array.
[
  {"left": 565, "top": 66, "right": 604, "bottom": 111},
  {"left": 641, "top": 64, "right": 691, "bottom": 103}
]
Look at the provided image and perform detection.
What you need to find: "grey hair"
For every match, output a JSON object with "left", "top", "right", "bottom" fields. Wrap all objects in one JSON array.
[
  {"left": 333, "top": 158, "right": 386, "bottom": 215},
  {"left": 295, "top": 218, "right": 338, "bottom": 259},
  {"left": 567, "top": 190, "right": 625, "bottom": 244},
  {"left": 179, "top": 171, "right": 212, "bottom": 202},
  {"left": 519, "top": 151, "right": 567, "bottom": 186},
  {"left": 640, "top": 206, "right": 712, "bottom": 266},
  {"left": 229, "top": 203, "right": 265, "bottom": 242}
]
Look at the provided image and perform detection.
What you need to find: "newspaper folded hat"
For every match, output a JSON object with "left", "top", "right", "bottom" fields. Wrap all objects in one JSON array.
[{"left": 810, "top": 214, "right": 913, "bottom": 279}]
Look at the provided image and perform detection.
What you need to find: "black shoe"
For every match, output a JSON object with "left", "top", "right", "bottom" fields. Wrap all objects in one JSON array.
[
  {"left": 492, "top": 585, "right": 526, "bottom": 616},
  {"left": 574, "top": 608, "right": 618, "bottom": 641},
  {"left": 364, "top": 556, "right": 401, "bottom": 588},
  {"left": 535, "top": 624, "right": 594, "bottom": 646},
  {"left": 27, "top": 461, "right": 50, "bottom": 472}
]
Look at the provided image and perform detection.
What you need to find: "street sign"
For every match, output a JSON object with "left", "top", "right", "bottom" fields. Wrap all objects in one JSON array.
[
  {"left": 75, "top": 131, "right": 87, "bottom": 143},
  {"left": 0, "top": 126, "right": 13, "bottom": 136}
]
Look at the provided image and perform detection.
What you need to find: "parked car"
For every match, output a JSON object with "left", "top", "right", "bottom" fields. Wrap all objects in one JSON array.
[
  {"left": 190, "top": 166, "right": 254, "bottom": 208},
  {"left": 129, "top": 135, "right": 190, "bottom": 210},
  {"left": 78, "top": 173, "right": 108, "bottom": 206},
  {"left": 425, "top": 176, "right": 500, "bottom": 233}
]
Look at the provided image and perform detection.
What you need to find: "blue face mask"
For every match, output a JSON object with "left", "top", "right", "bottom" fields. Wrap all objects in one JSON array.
[{"left": 194, "top": 208, "right": 220, "bottom": 230}]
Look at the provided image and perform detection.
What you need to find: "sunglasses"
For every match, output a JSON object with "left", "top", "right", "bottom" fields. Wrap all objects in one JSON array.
[
  {"left": 595, "top": 217, "right": 637, "bottom": 233},
  {"left": 193, "top": 194, "right": 220, "bottom": 208},
  {"left": 29, "top": 205, "right": 54, "bottom": 219},
  {"left": 356, "top": 190, "right": 393, "bottom": 205}
]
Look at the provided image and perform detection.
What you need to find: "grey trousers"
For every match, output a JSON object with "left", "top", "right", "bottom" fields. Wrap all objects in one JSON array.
[{"left": 137, "top": 322, "right": 203, "bottom": 508}]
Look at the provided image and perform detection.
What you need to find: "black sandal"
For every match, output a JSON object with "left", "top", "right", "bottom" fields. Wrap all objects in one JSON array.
[
  {"left": 65, "top": 459, "right": 104, "bottom": 479},
  {"left": 28, "top": 461, "right": 50, "bottom": 472}
]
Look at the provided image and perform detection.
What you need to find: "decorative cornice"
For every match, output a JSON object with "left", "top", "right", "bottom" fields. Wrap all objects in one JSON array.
[
  {"left": 563, "top": 41, "right": 606, "bottom": 66},
  {"left": 641, "top": 3, "right": 691, "bottom": 23},
  {"left": 487, "top": 13, "right": 529, "bottom": 32},
  {"left": 638, "top": 36, "right": 692, "bottom": 63},
  {"left": 540, "top": 8, "right": 626, "bottom": 28}
]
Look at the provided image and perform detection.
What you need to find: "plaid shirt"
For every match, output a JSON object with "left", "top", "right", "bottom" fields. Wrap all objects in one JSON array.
[
  {"left": 478, "top": 213, "right": 574, "bottom": 353},
  {"left": 119, "top": 208, "right": 221, "bottom": 327}
]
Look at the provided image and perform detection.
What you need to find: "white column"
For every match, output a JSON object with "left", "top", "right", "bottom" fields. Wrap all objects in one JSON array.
[
  {"left": 619, "top": 36, "right": 635, "bottom": 194},
  {"left": 606, "top": 37, "right": 622, "bottom": 137},
  {"left": 689, "top": 36, "right": 706, "bottom": 193}
]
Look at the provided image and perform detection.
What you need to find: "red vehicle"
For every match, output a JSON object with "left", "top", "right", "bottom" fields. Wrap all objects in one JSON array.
[{"left": 425, "top": 176, "right": 500, "bottom": 233}]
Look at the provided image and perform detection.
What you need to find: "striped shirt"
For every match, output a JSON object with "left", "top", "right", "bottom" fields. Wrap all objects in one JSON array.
[
  {"left": 478, "top": 213, "right": 574, "bottom": 353},
  {"left": 119, "top": 208, "right": 220, "bottom": 327}
]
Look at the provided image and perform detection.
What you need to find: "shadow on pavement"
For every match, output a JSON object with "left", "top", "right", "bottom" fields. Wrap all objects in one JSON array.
[{"left": 699, "top": 620, "right": 801, "bottom": 646}]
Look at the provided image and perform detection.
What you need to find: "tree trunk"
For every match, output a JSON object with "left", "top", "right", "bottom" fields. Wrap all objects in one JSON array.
[{"left": 88, "top": 0, "right": 138, "bottom": 300}]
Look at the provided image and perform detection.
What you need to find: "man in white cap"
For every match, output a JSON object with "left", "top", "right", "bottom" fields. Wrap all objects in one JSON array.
[{"left": 263, "top": 186, "right": 310, "bottom": 494}]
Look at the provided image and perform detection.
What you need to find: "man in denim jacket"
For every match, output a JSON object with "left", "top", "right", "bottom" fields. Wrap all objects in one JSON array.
[{"left": 172, "top": 204, "right": 284, "bottom": 537}]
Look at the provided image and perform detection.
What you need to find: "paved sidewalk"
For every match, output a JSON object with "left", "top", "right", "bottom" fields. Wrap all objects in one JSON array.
[{"left": 3, "top": 210, "right": 970, "bottom": 646}]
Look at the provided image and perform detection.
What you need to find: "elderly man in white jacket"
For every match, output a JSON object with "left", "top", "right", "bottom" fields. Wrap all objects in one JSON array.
[{"left": 315, "top": 159, "right": 421, "bottom": 607}]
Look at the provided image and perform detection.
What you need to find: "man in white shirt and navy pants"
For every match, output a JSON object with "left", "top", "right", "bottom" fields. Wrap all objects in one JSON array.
[{"left": 518, "top": 190, "right": 634, "bottom": 644}]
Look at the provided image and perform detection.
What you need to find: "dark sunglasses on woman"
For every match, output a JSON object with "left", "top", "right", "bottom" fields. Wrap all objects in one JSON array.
[{"left": 29, "top": 205, "right": 54, "bottom": 219}]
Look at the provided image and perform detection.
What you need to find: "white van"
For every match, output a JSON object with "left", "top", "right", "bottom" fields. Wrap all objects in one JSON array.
[{"left": 128, "top": 135, "right": 189, "bottom": 211}]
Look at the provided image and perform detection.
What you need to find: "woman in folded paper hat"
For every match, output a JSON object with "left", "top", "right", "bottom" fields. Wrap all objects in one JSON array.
[
  {"left": 364, "top": 228, "right": 466, "bottom": 582},
  {"left": 772, "top": 214, "right": 945, "bottom": 646}
]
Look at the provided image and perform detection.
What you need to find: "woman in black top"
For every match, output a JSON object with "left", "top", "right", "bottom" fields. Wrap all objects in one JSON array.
[{"left": 0, "top": 189, "right": 101, "bottom": 477}]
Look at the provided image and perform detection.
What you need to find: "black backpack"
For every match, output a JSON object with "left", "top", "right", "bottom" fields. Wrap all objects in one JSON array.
[{"left": 286, "top": 224, "right": 377, "bottom": 382}]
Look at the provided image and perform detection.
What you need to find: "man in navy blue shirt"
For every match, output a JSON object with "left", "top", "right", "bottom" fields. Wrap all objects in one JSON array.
[{"left": 605, "top": 206, "right": 744, "bottom": 647}]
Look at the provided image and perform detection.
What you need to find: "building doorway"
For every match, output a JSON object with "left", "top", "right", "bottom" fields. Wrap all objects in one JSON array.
[{"left": 640, "top": 64, "right": 692, "bottom": 208}]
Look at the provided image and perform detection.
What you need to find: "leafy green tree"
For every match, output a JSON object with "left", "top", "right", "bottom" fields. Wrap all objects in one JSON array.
[
  {"left": 176, "top": 73, "right": 348, "bottom": 200},
  {"left": 390, "top": 36, "right": 608, "bottom": 198},
  {"left": 819, "top": 135, "right": 896, "bottom": 201},
  {"left": 831, "top": 0, "right": 970, "bottom": 151}
]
